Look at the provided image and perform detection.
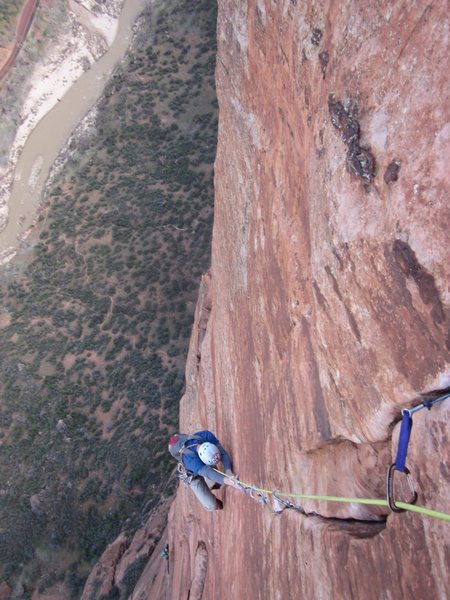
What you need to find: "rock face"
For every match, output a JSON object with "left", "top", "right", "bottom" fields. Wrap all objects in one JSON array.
[
  {"left": 80, "top": 498, "right": 171, "bottom": 599},
  {"left": 0, "top": 582, "right": 11, "bottom": 600},
  {"left": 84, "top": 1, "right": 449, "bottom": 598},
  {"left": 80, "top": 533, "right": 128, "bottom": 600},
  {"left": 164, "top": 1, "right": 450, "bottom": 599}
]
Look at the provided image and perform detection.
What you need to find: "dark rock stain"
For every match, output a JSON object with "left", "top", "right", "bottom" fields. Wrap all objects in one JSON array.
[
  {"left": 325, "top": 265, "right": 342, "bottom": 300},
  {"left": 343, "top": 304, "right": 362, "bottom": 343},
  {"left": 392, "top": 239, "right": 445, "bottom": 324},
  {"left": 304, "top": 85, "right": 310, "bottom": 108},
  {"left": 332, "top": 247, "right": 344, "bottom": 270},
  {"left": 318, "top": 51, "right": 329, "bottom": 78},
  {"left": 384, "top": 160, "right": 401, "bottom": 184},
  {"left": 311, "top": 28, "right": 323, "bottom": 46},
  {"left": 313, "top": 280, "right": 328, "bottom": 310},
  {"left": 328, "top": 370, "right": 347, "bottom": 414},
  {"left": 328, "top": 95, "right": 375, "bottom": 182},
  {"left": 255, "top": 4, "right": 265, "bottom": 30},
  {"left": 420, "top": 385, "right": 450, "bottom": 402},
  {"left": 380, "top": 243, "right": 447, "bottom": 387},
  {"left": 346, "top": 144, "right": 375, "bottom": 182},
  {"left": 325, "top": 266, "right": 361, "bottom": 342},
  {"left": 382, "top": 245, "right": 442, "bottom": 352},
  {"left": 321, "top": 519, "right": 386, "bottom": 538},
  {"left": 440, "top": 460, "right": 450, "bottom": 480},
  {"left": 328, "top": 97, "right": 360, "bottom": 144},
  {"left": 301, "top": 317, "right": 332, "bottom": 440}
]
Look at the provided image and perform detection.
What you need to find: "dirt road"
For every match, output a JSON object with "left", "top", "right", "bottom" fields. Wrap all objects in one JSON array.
[{"left": 0, "top": 0, "right": 39, "bottom": 81}]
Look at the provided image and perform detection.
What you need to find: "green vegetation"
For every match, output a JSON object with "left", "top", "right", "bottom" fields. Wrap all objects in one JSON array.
[
  {"left": 0, "top": 0, "right": 23, "bottom": 20},
  {"left": 0, "top": 0, "right": 217, "bottom": 596},
  {"left": 0, "top": 0, "right": 24, "bottom": 46},
  {"left": 120, "top": 556, "right": 148, "bottom": 599}
]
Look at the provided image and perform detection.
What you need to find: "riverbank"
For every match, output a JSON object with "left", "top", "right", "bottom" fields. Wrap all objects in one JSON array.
[{"left": 0, "top": 0, "right": 124, "bottom": 264}]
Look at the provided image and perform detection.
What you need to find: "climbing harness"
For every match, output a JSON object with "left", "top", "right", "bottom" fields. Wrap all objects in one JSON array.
[
  {"left": 211, "top": 391, "right": 450, "bottom": 522},
  {"left": 387, "top": 391, "right": 450, "bottom": 513},
  {"left": 177, "top": 462, "right": 197, "bottom": 487},
  {"left": 176, "top": 434, "right": 207, "bottom": 486}
]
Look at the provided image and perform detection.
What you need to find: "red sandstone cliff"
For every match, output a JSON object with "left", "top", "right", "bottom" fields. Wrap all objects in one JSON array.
[{"left": 83, "top": 1, "right": 449, "bottom": 598}]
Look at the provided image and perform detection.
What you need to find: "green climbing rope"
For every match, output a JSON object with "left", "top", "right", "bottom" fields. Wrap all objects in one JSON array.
[{"left": 214, "top": 469, "right": 450, "bottom": 522}]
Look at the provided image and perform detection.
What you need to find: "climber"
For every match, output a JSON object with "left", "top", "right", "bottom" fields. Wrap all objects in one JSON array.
[
  {"left": 161, "top": 543, "right": 169, "bottom": 560},
  {"left": 168, "top": 430, "right": 239, "bottom": 511}
]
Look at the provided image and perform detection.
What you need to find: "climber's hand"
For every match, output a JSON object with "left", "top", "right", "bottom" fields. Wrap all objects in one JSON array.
[
  {"left": 225, "top": 468, "right": 235, "bottom": 477},
  {"left": 224, "top": 475, "right": 241, "bottom": 489}
]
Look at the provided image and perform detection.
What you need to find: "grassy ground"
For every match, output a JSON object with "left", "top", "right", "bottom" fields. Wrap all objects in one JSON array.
[{"left": 0, "top": 0, "right": 217, "bottom": 596}]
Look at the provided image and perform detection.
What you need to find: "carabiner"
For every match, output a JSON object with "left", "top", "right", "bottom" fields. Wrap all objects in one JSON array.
[
  {"left": 272, "top": 491, "right": 305, "bottom": 513},
  {"left": 387, "top": 463, "right": 418, "bottom": 513},
  {"left": 249, "top": 486, "right": 269, "bottom": 505}
]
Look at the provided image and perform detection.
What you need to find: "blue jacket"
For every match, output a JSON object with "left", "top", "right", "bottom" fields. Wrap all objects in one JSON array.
[{"left": 182, "top": 430, "right": 232, "bottom": 484}]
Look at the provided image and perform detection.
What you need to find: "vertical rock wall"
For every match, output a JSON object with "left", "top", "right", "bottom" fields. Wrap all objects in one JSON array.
[{"left": 152, "top": 1, "right": 449, "bottom": 598}]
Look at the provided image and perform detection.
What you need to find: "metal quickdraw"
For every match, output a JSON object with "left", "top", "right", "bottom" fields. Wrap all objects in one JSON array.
[
  {"left": 212, "top": 467, "right": 450, "bottom": 521},
  {"left": 272, "top": 491, "right": 305, "bottom": 514},
  {"left": 387, "top": 391, "right": 450, "bottom": 512},
  {"left": 177, "top": 462, "right": 195, "bottom": 486},
  {"left": 249, "top": 485, "right": 269, "bottom": 506}
]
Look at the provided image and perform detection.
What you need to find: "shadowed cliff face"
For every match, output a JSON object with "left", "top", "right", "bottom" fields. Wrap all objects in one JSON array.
[
  {"left": 84, "top": 1, "right": 449, "bottom": 598},
  {"left": 165, "top": 1, "right": 449, "bottom": 598}
]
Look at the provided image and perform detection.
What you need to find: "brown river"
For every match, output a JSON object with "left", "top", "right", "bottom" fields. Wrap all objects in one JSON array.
[{"left": 0, "top": 0, "right": 150, "bottom": 257}]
